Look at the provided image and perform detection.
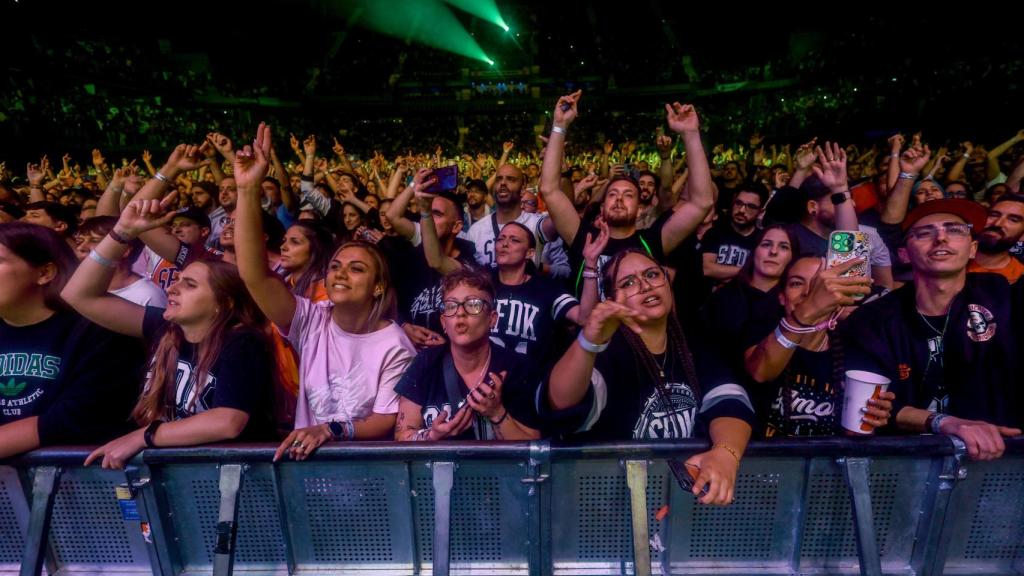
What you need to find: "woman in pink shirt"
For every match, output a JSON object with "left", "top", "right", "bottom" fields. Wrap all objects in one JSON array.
[{"left": 233, "top": 123, "right": 416, "bottom": 461}]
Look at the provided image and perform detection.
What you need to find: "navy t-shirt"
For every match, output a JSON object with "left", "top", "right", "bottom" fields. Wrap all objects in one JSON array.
[{"left": 491, "top": 273, "right": 578, "bottom": 360}]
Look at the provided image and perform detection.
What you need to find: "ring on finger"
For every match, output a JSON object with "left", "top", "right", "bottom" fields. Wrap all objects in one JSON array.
[
  {"left": 487, "top": 392, "right": 496, "bottom": 399},
  {"left": 291, "top": 439, "right": 302, "bottom": 447}
]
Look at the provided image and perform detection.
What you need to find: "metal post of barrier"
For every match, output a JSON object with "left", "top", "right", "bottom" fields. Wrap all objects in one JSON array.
[
  {"left": 270, "top": 465, "right": 298, "bottom": 576},
  {"left": 840, "top": 457, "right": 882, "bottom": 576},
  {"left": 914, "top": 436, "right": 967, "bottom": 575},
  {"left": 125, "top": 463, "right": 178, "bottom": 576},
  {"left": 19, "top": 466, "right": 61, "bottom": 576},
  {"left": 431, "top": 461, "right": 456, "bottom": 576},
  {"left": 523, "top": 442, "right": 551, "bottom": 576},
  {"left": 625, "top": 460, "right": 651, "bottom": 576},
  {"left": 212, "top": 464, "right": 245, "bottom": 576}
]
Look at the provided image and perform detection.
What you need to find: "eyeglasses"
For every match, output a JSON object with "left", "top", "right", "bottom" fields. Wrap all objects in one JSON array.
[
  {"left": 906, "top": 222, "right": 972, "bottom": 242},
  {"left": 441, "top": 297, "right": 491, "bottom": 317},
  {"left": 616, "top": 266, "right": 667, "bottom": 298},
  {"left": 521, "top": 200, "right": 538, "bottom": 208},
  {"left": 733, "top": 199, "right": 762, "bottom": 212}
]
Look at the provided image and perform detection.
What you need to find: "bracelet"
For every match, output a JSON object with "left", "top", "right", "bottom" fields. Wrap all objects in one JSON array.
[
  {"left": 551, "top": 126, "right": 567, "bottom": 136},
  {"left": 88, "top": 249, "right": 117, "bottom": 268},
  {"left": 962, "top": 153, "right": 971, "bottom": 160},
  {"left": 144, "top": 420, "right": 164, "bottom": 449},
  {"left": 927, "top": 412, "right": 948, "bottom": 434},
  {"left": 576, "top": 331, "right": 610, "bottom": 353},
  {"left": 154, "top": 171, "right": 173, "bottom": 185},
  {"left": 897, "top": 171, "right": 917, "bottom": 181},
  {"left": 413, "top": 428, "right": 432, "bottom": 441},
  {"left": 490, "top": 410, "right": 509, "bottom": 426},
  {"left": 712, "top": 443, "right": 741, "bottom": 464},
  {"left": 108, "top": 228, "right": 133, "bottom": 244},
  {"left": 774, "top": 326, "right": 798, "bottom": 349},
  {"left": 582, "top": 270, "right": 600, "bottom": 280}
]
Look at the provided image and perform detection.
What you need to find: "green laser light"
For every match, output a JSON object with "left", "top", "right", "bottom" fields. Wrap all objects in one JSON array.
[
  {"left": 502, "top": 24, "right": 509, "bottom": 31},
  {"left": 486, "top": 58, "right": 495, "bottom": 65}
]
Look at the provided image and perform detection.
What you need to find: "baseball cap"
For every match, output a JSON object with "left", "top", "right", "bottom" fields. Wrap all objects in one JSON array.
[{"left": 900, "top": 198, "right": 987, "bottom": 234}]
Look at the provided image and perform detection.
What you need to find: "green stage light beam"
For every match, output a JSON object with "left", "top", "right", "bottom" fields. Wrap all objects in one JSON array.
[
  {"left": 442, "top": 0, "right": 509, "bottom": 31},
  {"left": 326, "top": 0, "right": 492, "bottom": 64}
]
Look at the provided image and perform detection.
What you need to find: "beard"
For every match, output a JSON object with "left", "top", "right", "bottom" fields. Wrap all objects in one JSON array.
[
  {"left": 978, "top": 229, "right": 1019, "bottom": 254},
  {"left": 604, "top": 209, "right": 636, "bottom": 227}
]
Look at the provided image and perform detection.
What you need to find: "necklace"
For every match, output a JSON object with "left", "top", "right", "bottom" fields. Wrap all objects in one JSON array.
[
  {"left": 918, "top": 310, "right": 949, "bottom": 337},
  {"left": 655, "top": 351, "right": 669, "bottom": 379}
]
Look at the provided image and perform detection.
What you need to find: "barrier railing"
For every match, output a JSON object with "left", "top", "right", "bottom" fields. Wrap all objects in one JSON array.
[{"left": 2, "top": 436, "right": 1023, "bottom": 576}]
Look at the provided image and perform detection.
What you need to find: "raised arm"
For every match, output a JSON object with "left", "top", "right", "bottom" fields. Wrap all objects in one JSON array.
[
  {"left": 656, "top": 134, "right": 676, "bottom": 208},
  {"left": 788, "top": 138, "right": 818, "bottom": 190},
  {"left": 986, "top": 129, "right": 1024, "bottom": 180},
  {"left": 881, "top": 146, "right": 931, "bottom": 225},
  {"left": 539, "top": 90, "right": 584, "bottom": 246},
  {"left": 91, "top": 149, "right": 109, "bottom": 190},
  {"left": 945, "top": 141, "right": 972, "bottom": 184},
  {"left": 26, "top": 160, "right": 48, "bottom": 203},
  {"left": 661, "top": 102, "right": 714, "bottom": 254},
  {"left": 270, "top": 145, "right": 297, "bottom": 213},
  {"left": 233, "top": 123, "right": 298, "bottom": 331},
  {"left": 61, "top": 197, "right": 180, "bottom": 337},
  {"left": 812, "top": 142, "right": 858, "bottom": 231},
  {"left": 413, "top": 169, "right": 462, "bottom": 274},
  {"left": 96, "top": 166, "right": 129, "bottom": 216}
]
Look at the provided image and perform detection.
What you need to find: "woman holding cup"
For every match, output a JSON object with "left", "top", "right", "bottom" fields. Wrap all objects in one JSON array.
[{"left": 744, "top": 255, "right": 895, "bottom": 436}]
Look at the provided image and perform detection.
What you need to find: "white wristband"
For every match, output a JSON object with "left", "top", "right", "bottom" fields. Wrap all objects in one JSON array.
[
  {"left": 551, "top": 126, "right": 567, "bottom": 136},
  {"left": 774, "top": 326, "right": 798, "bottom": 349},
  {"left": 154, "top": 171, "right": 173, "bottom": 185},
  {"left": 576, "top": 331, "right": 609, "bottom": 353}
]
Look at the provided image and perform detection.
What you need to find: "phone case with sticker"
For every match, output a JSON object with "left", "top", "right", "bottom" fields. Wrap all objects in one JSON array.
[{"left": 827, "top": 230, "right": 871, "bottom": 299}]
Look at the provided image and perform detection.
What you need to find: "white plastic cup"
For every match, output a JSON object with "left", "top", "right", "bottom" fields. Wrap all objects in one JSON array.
[{"left": 842, "top": 370, "right": 891, "bottom": 434}]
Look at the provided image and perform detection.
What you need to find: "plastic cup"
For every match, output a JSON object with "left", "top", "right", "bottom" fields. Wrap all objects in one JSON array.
[{"left": 842, "top": 370, "right": 890, "bottom": 434}]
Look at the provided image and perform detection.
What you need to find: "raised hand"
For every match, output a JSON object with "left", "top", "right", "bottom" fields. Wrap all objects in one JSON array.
[
  {"left": 113, "top": 193, "right": 181, "bottom": 239},
  {"left": 303, "top": 135, "right": 316, "bottom": 157},
  {"left": 289, "top": 133, "right": 301, "bottom": 152},
  {"left": 232, "top": 122, "right": 272, "bottom": 190},
  {"left": 580, "top": 291, "right": 649, "bottom": 348},
  {"left": 582, "top": 217, "right": 610, "bottom": 268},
  {"left": 811, "top": 142, "right": 848, "bottom": 191},
  {"left": 603, "top": 140, "right": 614, "bottom": 156},
  {"left": 502, "top": 140, "right": 514, "bottom": 154},
  {"left": 142, "top": 150, "right": 152, "bottom": 164},
  {"left": 887, "top": 133, "right": 905, "bottom": 154},
  {"left": 899, "top": 144, "right": 932, "bottom": 175},
  {"left": 656, "top": 134, "right": 673, "bottom": 156},
  {"left": 412, "top": 167, "right": 438, "bottom": 199},
  {"left": 665, "top": 102, "right": 700, "bottom": 134},
  {"left": 26, "top": 161, "right": 46, "bottom": 186},
  {"left": 206, "top": 132, "right": 234, "bottom": 159},
  {"left": 749, "top": 131, "right": 765, "bottom": 148},
  {"left": 333, "top": 137, "right": 345, "bottom": 158},
  {"left": 794, "top": 138, "right": 819, "bottom": 171},
  {"left": 164, "top": 143, "right": 210, "bottom": 175},
  {"left": 553, "top": 89, "right": 583, "bottom": 128},
  {"left": 91, "top": 149, "right": 106, "bottom": 168}
]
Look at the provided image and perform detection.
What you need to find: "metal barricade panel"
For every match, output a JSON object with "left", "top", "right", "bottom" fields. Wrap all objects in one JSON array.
[
  {"left": 666, "top": 457, "right": 804, "bottom": 573},
  {"left": 44, "top": 466, "right": 151, "bottom": 575},
  {"left": 797, "top": 456, "right": 930, "bottom": 574},
  {"left": 939, "top": 455, "right": 1024, "bottom": 575},
  {"left": 159, "top": 463, "right": 287, "bottom": 574},
  {"left": 549, "top": 459, "right": 669, "bottom": 574},
  {"left": 0, "top": 466, "right": 28, "bottom": 574},
  {"left": 275, "top": 460, "right": 414, "bottom": 573},
  {"left": 410, "top": 460, "right": 532, "bottom": 574}
]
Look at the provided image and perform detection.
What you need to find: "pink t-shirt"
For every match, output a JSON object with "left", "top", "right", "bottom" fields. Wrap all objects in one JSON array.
[{"left": 284, "top": 297, "right": 417, "bottom": 428}]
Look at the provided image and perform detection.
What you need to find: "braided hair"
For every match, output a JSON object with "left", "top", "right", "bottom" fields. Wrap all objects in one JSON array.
[{"left": 601, "top": 248, "right": 703, "bottom": 402}]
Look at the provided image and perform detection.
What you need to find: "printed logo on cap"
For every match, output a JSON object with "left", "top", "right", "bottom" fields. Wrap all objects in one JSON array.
[{"left": 965, "top": 304, "right": 996, "bottom": 343}]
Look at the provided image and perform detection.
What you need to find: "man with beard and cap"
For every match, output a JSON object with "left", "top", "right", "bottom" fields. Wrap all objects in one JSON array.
[
  {"left": 968, "top": 194, "right": 1024, "bottom": 283},
  {"left": 844, "top": 198, "right": 1023, "bottom": 461},
  {"left": 702, "top": 186, "right": 766, "bottom": 286},
  {"left": 466, "top": 164, "right": 551, "bottom": 271},
  {"left": 539, "top": 90, "right": 715, "bottom": 295},
  {"left": 463, "top": 178, "right": 492, "bottom": 228}
]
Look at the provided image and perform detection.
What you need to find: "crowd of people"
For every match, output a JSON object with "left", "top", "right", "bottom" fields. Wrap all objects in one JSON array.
[{"left": 1, "top": 91, "right": 1022, "bottom": 507}]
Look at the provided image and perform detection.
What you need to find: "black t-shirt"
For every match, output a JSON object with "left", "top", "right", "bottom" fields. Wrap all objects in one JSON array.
[
  {"left": 567, "top": 213, "right": 669, "bottom": 295},
  {"left": 142, "top": 308, "right": 275, "bottom": 441},
  {"left": 491, "top": 273, "right": 578, "bottom": 360},
  {"left": 792, "top": 223, "right": 829, "bottom": 257},
  {"left": 843, "top": 273, "right": 1024, "bottom": 428},
  {"left": 539, "top": 330, "right": 756, "bottom": 441},
  {"left": 763, "top": 348, "right": 840, "bottom": 438},
  {"left": 701, "top": 222, "right": 759, "bottom": 273},
  {"left": 386, "top": 237, "right": 477, "bottom": 335},
  {"left": 670, "top": 233, "right": 711, "bottom": 333},
  {"left": 393, "top": 342, "right": 542, "bottom": 439},
  {"left": 0, "top": 310, "right": 144, "bottom": 445}
]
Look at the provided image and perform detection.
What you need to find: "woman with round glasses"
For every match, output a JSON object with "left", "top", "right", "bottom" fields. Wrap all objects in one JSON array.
[
  {"left": 542, "top": 248, "right": 756, "bottom": 504},
  {"left": 394, "top": 268, "right": 542, "bottom": 441}
]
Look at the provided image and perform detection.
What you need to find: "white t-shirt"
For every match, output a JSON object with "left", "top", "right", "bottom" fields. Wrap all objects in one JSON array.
[
  {"left": 467, "top": 211, "right": 548, "bottom": 269},
  {"left": 111, "top": 277, "right": 168, "bottom": 308},
  {"left": 284, "top": 297, "right": 417, "bottom": 428}
]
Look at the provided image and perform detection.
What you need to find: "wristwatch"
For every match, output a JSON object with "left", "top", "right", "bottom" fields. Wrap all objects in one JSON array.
[
  {"left": 831, "top": 190, "right": 851, "bottom": 205},
  {"left": 144, "top": 420, "right": 164, "bottom": 448},
  {"left": 328, "top": 421, "right": 346, "bottom": 441}
]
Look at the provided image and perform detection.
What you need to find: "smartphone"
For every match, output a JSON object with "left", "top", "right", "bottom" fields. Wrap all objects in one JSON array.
[
  {"left": 425, "top": 165, "right": 459, "bottom": 195},
  {"left": 667, "top": 461, "right": 710, "bottom": 498},
  {"left": 827, "top": 230, "right": 871, "bottom": 299}
]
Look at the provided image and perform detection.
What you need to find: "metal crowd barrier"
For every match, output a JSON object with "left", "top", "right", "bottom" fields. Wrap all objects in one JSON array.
[{"left": 2, "top": 436, "right": 1022, "bottom": 576}]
